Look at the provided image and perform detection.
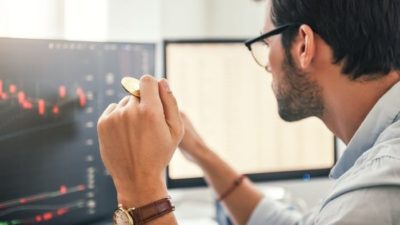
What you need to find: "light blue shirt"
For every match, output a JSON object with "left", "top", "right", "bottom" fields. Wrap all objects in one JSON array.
[{"left": 248, "top": 81, "right": 400, "bottom": 225}]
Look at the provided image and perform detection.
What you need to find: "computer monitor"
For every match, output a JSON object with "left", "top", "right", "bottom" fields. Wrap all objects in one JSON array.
[
  {"left": 164, "top": 40, "right": 336, "bottom": 188},
  {"left": 0, "top": 38, "right": 155, "bottom": 225}
]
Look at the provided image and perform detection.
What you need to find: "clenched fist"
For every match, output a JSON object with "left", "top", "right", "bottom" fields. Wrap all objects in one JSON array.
[{"left": 97, "top": 75, "right": 184, "bottom": 207}]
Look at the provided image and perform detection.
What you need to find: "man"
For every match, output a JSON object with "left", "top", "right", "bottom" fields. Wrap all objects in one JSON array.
[{"left": 97, "top": 0, "right": 400, "bottom": 224}]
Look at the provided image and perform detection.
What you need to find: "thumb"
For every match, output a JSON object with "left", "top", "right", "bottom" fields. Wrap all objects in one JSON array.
[{"left": 159, "top": 79, "right": 183, "bottom": 140}]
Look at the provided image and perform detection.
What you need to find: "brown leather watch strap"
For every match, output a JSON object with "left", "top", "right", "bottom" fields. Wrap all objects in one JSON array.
[{"left": 128, "top": 197, "right": 175, "bottom": 225}]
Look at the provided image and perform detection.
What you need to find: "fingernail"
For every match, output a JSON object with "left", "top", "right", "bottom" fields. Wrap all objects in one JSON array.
[{"left": 162, "top": 79, "right": 171, "bottom": 92}]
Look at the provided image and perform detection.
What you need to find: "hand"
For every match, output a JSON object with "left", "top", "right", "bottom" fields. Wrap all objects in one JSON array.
[
  {"left": 179, "top": 112, "right": 210, "bottom": 164},
  {"left": 97, "top": 75, "right": 184, "bottom": 206}
]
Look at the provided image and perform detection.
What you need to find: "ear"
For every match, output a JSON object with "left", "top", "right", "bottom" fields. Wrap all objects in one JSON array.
[{"left": 293, "top": 24, "right": 316, "bottom": 69}]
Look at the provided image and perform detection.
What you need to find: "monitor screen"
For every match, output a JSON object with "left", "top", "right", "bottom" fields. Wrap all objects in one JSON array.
[
  {"left": 164, "top": 40, "right": 336, "bottom": 188},
  {"left": 0, "top": 38, "right": 155, "bottom": 225}
]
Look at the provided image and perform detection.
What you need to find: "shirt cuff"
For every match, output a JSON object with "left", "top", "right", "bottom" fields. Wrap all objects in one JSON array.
[{"left": 247, "top": 197, "right": 302, "bottom": 225}]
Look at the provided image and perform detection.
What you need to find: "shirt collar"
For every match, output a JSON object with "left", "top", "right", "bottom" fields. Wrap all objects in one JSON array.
[{"left": 330, "top": 81, "right": 400, "bottom": 179}]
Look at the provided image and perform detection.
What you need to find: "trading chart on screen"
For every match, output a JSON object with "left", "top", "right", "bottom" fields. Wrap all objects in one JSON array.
[{"left": 0, "top": 38, "right": 155, "bottom": 225}]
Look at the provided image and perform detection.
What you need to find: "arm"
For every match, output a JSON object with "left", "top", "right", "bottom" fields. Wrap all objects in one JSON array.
[
  {"left": 179, "top": 113, "right": 264, "bottom": 225},
  {"left": 97, "top": 76, "right": 183, "bottom": 224}
]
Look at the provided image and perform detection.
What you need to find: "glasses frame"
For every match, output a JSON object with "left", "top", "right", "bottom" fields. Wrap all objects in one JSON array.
[{"left": 244, "top": 23, "right": 302, "bottom": 67}]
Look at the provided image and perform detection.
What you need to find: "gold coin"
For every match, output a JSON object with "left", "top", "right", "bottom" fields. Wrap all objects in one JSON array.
[{"left": 121, "top": 76, "right": 141, "bottom": 98}]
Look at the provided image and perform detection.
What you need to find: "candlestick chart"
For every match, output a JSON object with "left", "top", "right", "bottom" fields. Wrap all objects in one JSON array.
[{"left": 0, "top": 38, "right": 155, "bottom": 225}]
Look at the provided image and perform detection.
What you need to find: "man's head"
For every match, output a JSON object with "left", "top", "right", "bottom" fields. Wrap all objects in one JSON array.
[{"left": 259, "top": 0, "right": 400, "bottom": 122}]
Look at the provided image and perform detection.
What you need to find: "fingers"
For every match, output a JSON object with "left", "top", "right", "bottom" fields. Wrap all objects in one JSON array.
[
  {"left": 159, "top": 79, "right": 183, "bottom": 139},
  {"left": 101, "top": 103, "right": 117, "bottom": 117},
  {"left": 180, "top": 111, "right": 188, "bottom": 121},
  {"left": 127, "top": 92, "right": 140, "bottom": 107},
  {"left": 139, "top": 75, "right": 162, "bottom": 108},
  {"left": 102, "top": 76, "right": 181, "bottom": 135},
  {"left": 116, "top": 95, "right": 131, "bottom": 109},
  {"left": 98, "top": 103, "right": 118, "bottom": 131},
  {"left": 101, "top": 95, "right": 136, "bottom": 119}
]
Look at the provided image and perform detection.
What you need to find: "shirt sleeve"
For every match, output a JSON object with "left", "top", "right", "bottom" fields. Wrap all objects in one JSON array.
[{"left": 246, "top": 197, "right": 303, "bottom": 225}]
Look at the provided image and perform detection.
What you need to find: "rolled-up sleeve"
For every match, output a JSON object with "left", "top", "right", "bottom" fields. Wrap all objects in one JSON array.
[{"left": 247, "top": 197, "right": 303, "bottom": 225}]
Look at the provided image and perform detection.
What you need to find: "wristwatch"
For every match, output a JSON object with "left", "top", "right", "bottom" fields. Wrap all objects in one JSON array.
[{"left": 113, "top": 197, "right": 175, "bottom": 225}]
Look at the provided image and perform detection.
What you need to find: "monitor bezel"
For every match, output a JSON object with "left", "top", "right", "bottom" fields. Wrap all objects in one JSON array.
[
  {"left": 163, "top": 39, "right": 338, "bottom": 189},
  {"left": 0, "top": 36, "right": 156, "bottom": 49}
]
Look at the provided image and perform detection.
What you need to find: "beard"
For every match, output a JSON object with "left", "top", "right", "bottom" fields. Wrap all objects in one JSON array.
[{"left": 275, "top": 51, "right": 325, "bottom": 122}]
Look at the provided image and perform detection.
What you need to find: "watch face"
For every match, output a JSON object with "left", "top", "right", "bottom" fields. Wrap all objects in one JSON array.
[{"left": 113, "top": 208, "right": 134, "bottom": 225}]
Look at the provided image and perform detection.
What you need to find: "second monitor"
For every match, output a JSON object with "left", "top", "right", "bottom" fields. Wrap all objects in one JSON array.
[{"left": 164, "top": 40, "right": 336, "bottom": 188}]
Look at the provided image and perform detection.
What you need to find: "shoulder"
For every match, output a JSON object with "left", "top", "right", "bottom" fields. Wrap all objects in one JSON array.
[
  {"left": 337, "top": 120, "right": 400, "bottom": 189},
  {"left": 316, "top": 132, "right": 400, "bottom": 224},
  {"left": 316, "top": 186, "right": 400, "bottom": 225}
]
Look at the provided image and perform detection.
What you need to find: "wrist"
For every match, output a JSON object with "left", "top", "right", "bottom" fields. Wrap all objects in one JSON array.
[{"left": 114, "top": 177, "right": 169, "bottom": 208}]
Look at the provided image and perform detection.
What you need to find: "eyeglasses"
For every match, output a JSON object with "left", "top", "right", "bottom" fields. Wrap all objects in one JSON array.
[{"left": 244, "top": 23, "right": 301, "bottom": 68}]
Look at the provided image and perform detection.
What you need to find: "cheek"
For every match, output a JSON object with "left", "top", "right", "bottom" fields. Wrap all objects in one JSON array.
[
  {"left": 268, "top": 39, "right": 285, "bottom": 76},
  {"left": 268, "top": 43, "right": 284, "bottom": 92}
]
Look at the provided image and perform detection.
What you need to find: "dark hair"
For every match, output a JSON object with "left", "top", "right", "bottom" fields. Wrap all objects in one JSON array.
[{"left": 271, "top": 0, "right": 400, "bottom": 80}]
